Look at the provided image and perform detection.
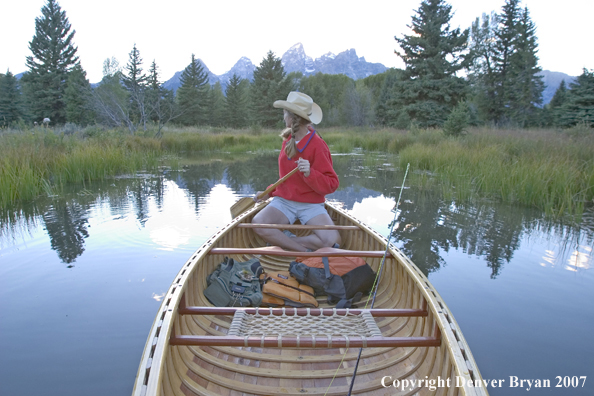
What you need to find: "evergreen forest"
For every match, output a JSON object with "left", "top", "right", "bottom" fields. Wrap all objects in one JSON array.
[{"left": 1, "top": 0, "right": 592, "bottom": 133}]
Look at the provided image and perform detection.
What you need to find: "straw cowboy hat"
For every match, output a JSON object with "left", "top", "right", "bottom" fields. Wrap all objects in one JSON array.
[{"left": 273, "top": 92, "right": 323, "bottom": 124}]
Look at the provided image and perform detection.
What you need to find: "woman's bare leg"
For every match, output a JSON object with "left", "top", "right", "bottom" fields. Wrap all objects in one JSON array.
[
  {"left": 292, "top": 213, "right": 341, "bottom": 251},
  {"left": 252, "top": 206, "right": 309, "bottom": 252}
]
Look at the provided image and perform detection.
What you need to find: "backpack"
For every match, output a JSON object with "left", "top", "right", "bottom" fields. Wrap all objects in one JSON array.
[
  {"left": 204, "top": 257, "right": 264, "bottom": 307},
  {"left": 289, "top": 256, "right": 377, "bottom": 308},
  {"left": 260, "top": 271, "right": 318, "bottom": 308}
]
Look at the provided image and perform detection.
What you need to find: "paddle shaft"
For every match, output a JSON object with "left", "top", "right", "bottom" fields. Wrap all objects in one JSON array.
[{"left": 256, "top": 167, "right": 299, "bottom": 200}]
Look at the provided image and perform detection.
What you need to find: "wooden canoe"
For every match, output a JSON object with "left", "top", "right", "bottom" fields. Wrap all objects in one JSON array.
[{"left": 132, "top": 201, "right": 488, "bottom": 396}]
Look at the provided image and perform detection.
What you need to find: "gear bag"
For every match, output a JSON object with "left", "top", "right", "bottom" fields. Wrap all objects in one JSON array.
[
  {"left": 204, "top": 257, "right": 264, "bottom": 307},
  {"left": 260, "top": 271, "right": 318, "bottom": 308},
  {"left": 289, "top": 256, "right": 377, "bottom": 308}
]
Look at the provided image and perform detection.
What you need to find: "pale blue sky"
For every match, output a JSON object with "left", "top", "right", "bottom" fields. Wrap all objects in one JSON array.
[{"left": 2, "top": 0, "right": 591, "bottom": 83}]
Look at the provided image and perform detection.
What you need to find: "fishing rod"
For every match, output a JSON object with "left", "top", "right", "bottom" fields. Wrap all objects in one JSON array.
[{"left": 346, "top": 163, "right": 410, "bottom": 396}]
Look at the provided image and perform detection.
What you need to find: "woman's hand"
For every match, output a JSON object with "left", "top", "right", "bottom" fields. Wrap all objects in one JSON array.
[
  {"left": 253, "top": 191, "right": 269, "bottom": 203},
  {"left": 297, "top": 158, "right": 310, "bottom": 177}
]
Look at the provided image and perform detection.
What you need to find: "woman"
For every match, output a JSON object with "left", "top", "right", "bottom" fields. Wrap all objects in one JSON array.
[{"left": 252, "top": 92, "right": 340, "bottom": 252}]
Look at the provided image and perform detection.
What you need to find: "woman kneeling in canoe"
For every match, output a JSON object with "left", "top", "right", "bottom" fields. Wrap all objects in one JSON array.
[{"left": 253, "top": 92, "right": 341, "bottom": 252}]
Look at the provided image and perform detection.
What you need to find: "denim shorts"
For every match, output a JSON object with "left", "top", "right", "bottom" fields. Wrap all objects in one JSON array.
[{"left": 267, "top": 197, "right": 328, "bottom": 224}]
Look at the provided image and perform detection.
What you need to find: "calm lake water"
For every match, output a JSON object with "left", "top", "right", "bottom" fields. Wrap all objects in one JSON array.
[{"left": 1, "top": 153, "right": 593, "bottom": 396}]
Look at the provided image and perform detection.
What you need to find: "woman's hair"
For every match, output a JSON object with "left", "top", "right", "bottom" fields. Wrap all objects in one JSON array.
[{"left": 280, "top": 111, "right": 310, "bottom": 159}]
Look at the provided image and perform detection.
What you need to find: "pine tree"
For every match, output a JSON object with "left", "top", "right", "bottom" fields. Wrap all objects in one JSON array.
[
  {"left": 21, "top": 0, "right": 79, "bottom": 124},
  {"left": 146, "top": 59, "right": 161, "bottom": 124},
  {"left": 65, "top": 64, "right": 93, "bottom": 125},
  {"left": 443, "top": 101, "right": 470, "bottom": 136},
  {"left": 389, "top": 0, "right": 470, "bottom": 128},
  {"left": 0, "top": 70, "right": 26, "bottom": 126},
  {"left": 559, "top": 69, "right": 594, "bottom": 127},
  {"left": 176, "top": 54, "right": 209, "bottom": 126},
  {"left": 250, "top": 51, "right": 293, "bottom": 127},
  {"left": 466, "top": 1, "right": 545, "bottom": 126},
  {"left": 546, "top": 80, "right": 568, "bottom": 126},
  {"left": 492, "top": 0, "right": 521, "bottom": 123},
  {"left": 506, "top": 6, "right": 544, "bottom": 126},
  {"left": 224, "top": 74, "right": 248, "bottom": 128},
  {"left": 206, "top": 82, "right": 225, "bottom": 126},
  {"left": 467, "top": 12, "right": 500, "bottom": 123},
  {"left": 123, "top": 44, "right": 148, "bottom": 130},
  {"left": 375, "top": 69, "right": 405, "bottom": 126},
  {"left": 145, "top": 60, "right": 179, "bottom": 137}
]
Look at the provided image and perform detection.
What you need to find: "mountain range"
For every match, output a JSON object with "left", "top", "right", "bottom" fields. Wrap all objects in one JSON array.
[
  {"left": 163, "top": 43, "right": 575, "bottom": 105},
  {"left": 163, "top": 43, "right": 387, "bottom": 93}
]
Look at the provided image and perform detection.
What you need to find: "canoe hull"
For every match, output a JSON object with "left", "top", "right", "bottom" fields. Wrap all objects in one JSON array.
[{"left": 132, "top": 201, "right": 488, "bottom": 396}]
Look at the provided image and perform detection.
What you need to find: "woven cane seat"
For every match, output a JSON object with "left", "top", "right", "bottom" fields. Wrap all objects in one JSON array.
[{"left": 227, "top": 307, "right": 382, "bottom": 348}]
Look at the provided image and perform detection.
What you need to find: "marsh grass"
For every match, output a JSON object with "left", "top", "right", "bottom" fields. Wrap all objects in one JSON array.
[
  {"left": 0, "top": 130, "right": 161, "bottom": 209},
  {"left": 160, "top": 128, "right": 280, "bottom": 153},
  {"left": 398, "top": 127, "right": 594, "bottom": 217},
  {"left": 2, "top": 125, "right": 593, "bottom": 217}
]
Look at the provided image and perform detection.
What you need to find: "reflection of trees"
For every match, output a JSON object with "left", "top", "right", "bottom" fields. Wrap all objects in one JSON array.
[
  {"left": 391, "top": 194, "right": 459, "bottom": 275},
  {"left": 42, "top": 199, "right": 90, "bottom": 264},
  {"left": 450, "top": 204, "right": 523, "bottom": 278},
  {"left": 330, "top": 155, "right": 557, "bottom": 279},
  {"left": 2, "top": 176, "right": 167, "bottom": 265},
  {"left": 224, "top": 155, "right": 279, "bottom": 194},
  {"left": 172, "top": 161, "right": 227, "bottom": 211},
  {"left": 130, "top": 177, "right": 164, "bottom": 226},
  {"left": 171, "top": 155, "right": 283, "bottom": 211}
]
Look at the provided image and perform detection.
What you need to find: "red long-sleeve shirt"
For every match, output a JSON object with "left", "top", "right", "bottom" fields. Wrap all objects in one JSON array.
[{"left": 268, "top": 130, "right": 339, "bottom": 203}]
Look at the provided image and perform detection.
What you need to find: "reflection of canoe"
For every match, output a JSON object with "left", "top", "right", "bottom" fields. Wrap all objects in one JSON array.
[{"left": 132, "top": 201, "right": 488, "bottom": 396}]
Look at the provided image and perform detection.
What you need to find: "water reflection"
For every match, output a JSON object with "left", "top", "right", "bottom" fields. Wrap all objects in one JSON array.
[
  {"left": 42, "top": 199, "right": 90, "bottom": 264},
  {"left": 1, "top": 176, "right": 167, "bottom": 265},
  {"left": 1, "top": 153, "right": 593, "bottom": 276}
]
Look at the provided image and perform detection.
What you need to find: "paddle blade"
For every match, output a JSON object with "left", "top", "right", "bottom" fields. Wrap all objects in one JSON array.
[{"left": 230, "top": 197, "right": 256, "bottom": 219}]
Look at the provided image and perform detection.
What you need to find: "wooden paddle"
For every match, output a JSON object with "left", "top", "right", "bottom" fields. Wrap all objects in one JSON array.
[{"left": 230, "top": 167, "right": 299, "bottom": 218}]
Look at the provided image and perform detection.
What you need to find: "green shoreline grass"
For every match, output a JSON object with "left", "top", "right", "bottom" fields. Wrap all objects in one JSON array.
[{"left": 1, "top": 124, "right": 593, "bottom": 218}]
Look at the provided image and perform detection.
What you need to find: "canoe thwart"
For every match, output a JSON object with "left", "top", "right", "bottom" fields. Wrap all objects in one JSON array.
[
  {"left": 238, "top": 223, "right": 360, "bottom": 231},
  {"left": 208, "top": 246, "right": 392, "bottom": 258},
  {"left": 178, "top": 306, "right": 429, "bottom": 318},
  {"left": 169, "top": 334, "right": 441, "bottom": 348}
]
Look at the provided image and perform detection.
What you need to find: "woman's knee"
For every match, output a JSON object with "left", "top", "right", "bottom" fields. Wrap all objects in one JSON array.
[
  {"left": 252, "top": 207, "right": 288, "bottom": 237},
  {"left": 318, "top": 230, "right": 341, "bottom": 247}
]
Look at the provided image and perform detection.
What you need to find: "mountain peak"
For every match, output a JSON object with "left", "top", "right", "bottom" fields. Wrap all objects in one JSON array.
[
  {"left": 287, "top": 42, "right": 305, "bottom": 52},
  {"left": 282, "top": 43, "right": 314, "bottom": 74}
]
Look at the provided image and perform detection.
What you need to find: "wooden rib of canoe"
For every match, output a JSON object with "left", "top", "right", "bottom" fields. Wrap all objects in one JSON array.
[{"left": 132, "top": 201, "right": 488, "bottom": 396}]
